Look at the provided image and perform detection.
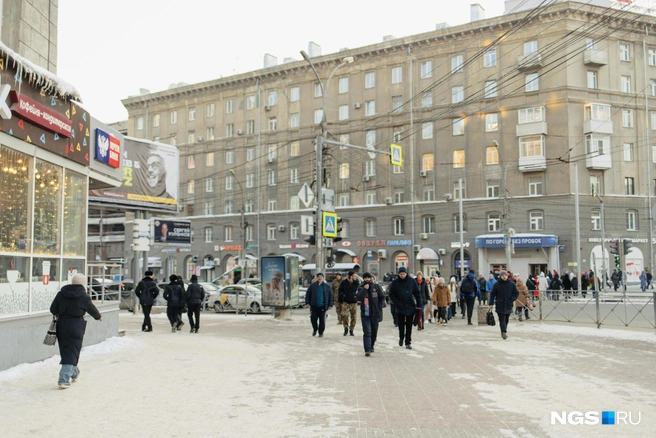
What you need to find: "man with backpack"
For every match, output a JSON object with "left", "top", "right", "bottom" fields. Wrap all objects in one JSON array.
[
  {"left": 459, "top": 269, "right": 480, "bottom": 325},
  {"left": 185, "top": 274, "right": 205, "bottom": 333},
  {"left": 134, "top": 270, "right": 159, "bottom": 332},
  {"left": 164, "top": 274, "right": 185, "bottom": 332}
]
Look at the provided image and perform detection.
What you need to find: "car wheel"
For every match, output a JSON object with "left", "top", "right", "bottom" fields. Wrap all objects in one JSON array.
[
  {"left": 250, "top": 302, "right": 261, "bottom": 313},
  {"left": 214, "top": 302, "right": 224, "bottom": 313}
]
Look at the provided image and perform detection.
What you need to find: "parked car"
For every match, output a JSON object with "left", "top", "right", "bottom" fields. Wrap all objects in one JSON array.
[
  {"left": 211, "top": 284, "right": 267, "bottom": 313},
  {"left": 87, "top": 277, "right": 116, "bottom": 300},
  {"left": 298, "top": 287, "right": 307, "bottom": 308},
  {"left": 237, "top": 277, "right": 261, "bottom": 286}
]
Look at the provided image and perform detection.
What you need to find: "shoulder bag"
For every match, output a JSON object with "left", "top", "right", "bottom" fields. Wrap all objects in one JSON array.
[{"left": 43, "top": 316, "right": 57, "bottom": 346}]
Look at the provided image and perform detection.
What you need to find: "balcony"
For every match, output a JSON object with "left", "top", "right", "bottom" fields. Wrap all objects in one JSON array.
[
  {"left": 584, "top": 119, "right": 613, "bottom": 135},
  {"left": 519, "top": 156, "right": 547, "bottom": 172},
  {"left": 586, "top": 152, "right": 612, "bottom": 170},
  {"left": 517, "top": 53, "right": 543, "bottom": 71},
  {"left": 516, "top": 121, "right": 548, "bottom": 137},
  {"left": 583, "top": 49, "right": 608, "bottom": 66}
]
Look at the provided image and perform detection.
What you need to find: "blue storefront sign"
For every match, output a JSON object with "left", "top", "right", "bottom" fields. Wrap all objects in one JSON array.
[{"left": 475, "top": 234, "right": 558, "bottom": 248}]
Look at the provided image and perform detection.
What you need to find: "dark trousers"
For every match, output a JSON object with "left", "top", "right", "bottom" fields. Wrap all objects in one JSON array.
[
  {"left": 515, "top": 306, "right": 530, "bottom": 319},
  {"left": 464, "top": 296, "right": 476, "bottom": 323},
  {"left": 390, "top": 303, "right": 398, "bottom": 326},
  {"left": 187, "top": 303, "right": 201, "bottom": 329},
  {"left": 497, "top": 312, "right": 510, "bottom": 334},
  {"left": 438, "top": 307, "right": 447, "bottom": 321},
  {"left": 166, "top": 306, "right": 182, "bottom": 327},
  {"left": 310, "top": 306, "right": 326, "bottom": 335},
  {"left": 142, "top": 305, "right": 152, "bottom": 330},
  {"left": 459, "top": 296, "right": 466, "bottom": 315},
  {"left": 361, "top": 315, "right": 379, "bottom": 352},
  {"left": 397, "top": 313, "right": 414, "bottom": 346},
  {"left": 449, "top": 302, "right": 456, "bottom": 319}
]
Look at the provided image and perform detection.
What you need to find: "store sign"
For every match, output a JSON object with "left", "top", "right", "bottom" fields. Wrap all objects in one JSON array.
[
  {"left": 341, "top": 241, "right": 351, "bottom": 247},
  {"left": 220, "top": 245, "right": 242, "bottom": 251},
  {"left": 9, "top": 91, "right": 72, "bottom": 137},
  {"left": 475, "top": 235, "right": 558, "bottom": 248},
  {"left": 95, "top": 128, "right": 121, "bottom": 168},
  {"left": 356, "top": 240, "right": 412, "bottom": 247},
  {"left": 279, "top": 243, "right": 310, "bottom": 249}
]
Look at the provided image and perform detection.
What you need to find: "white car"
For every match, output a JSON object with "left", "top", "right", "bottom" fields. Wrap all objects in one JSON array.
[{"left": 211, "top": 284, "right": 267, "bottom": 313}]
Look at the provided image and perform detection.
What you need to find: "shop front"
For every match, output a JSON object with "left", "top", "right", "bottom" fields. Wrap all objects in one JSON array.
[{"left": 475, "top": 233, "right": 560, "bottom": 278}]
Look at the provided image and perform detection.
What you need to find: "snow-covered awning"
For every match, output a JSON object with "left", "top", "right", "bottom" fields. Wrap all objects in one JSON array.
[
  {"left": 336, "top": 248, "right": 356, "bottom": 257},
  {"left": 0, "top": 41, "right": 81, "bottom": 101},
  {"left": 416, "top": 248, "right": 439, "bottom": 260},
  {"left": 282, "top": 253, "right": 306, "bottom": 261}
]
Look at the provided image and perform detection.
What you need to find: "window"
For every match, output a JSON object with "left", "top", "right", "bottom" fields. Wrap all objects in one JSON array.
[
  {"left": 518, "top": 107, "right": 544, "bottom": 124},
  {"left": 486, "top": 113, "right": 499, "bottom": 132},
  {"left": 624, "top": 143, "right": 634, "bottom": 161},
  {"left": 484, "top": 49, "right": 497, "bottom": 67},
  {"left": 268, "top": 144, "right": 276, "bottom": 160},
  {"left": 246, "top": 225, "right": 254, "bottom": 242},
  {"left": 365, "top": 100, "right": 376, "bottom": 116},
  {"left": 187, "top": 131, "right": 196, "bottom": 143},
  {"left": 453, "top": 182, "right": 466, "bottom": 200},
  {"left": 393, "top": 218, "right": 405, "bottom": 235},
  {"left": 204, "top": 227, "right": 213, "bottom": 243},
  {"left": 224, "top": 227, "right": 233, "bottom": 242},
  {"left": 625, "top": 177, "right": 635, "bottom": 195},
  {"left": 366, "top": 191, "right": 376, "bottom": 205},
  {"left": 422, "top": 216, "right": 435, "bottom": 234},
  {"left": 290, "top": 112, "right": 300, "bottom": 127},
  {"left": 206, "top": 103, "right": 215, "bottom": 118},
  {"left": 206, "top": 152, "right": 215, "bottom": 167},
  {"left": 268, "top": 200, "right": 277, "bottom": 211},
  {"left": 422, "top": 122, "right": 434, "bottom": 139},
  {"left": 627, "top": 211, "right": 638, "bottom": 231},
  {"left": 422, "top": 153, "right": 434, "bottom": 171},
  {"left": 187, "top": 155, "right": 195, "bottom": 169},
  {"left": 365, "top": 219, "right": 376, "bottom": 237},
  {"left": 365, "top": 160, "right": 376, "bottom": 176},
  {"left": 314, "top": 109, "right": 323, "bottom": 124},
  {"left": 587, "top": 71, "right": 597, "bottom": 89},
  {"left": 136, "top": 117, "right": 143, "bottom": 131},
  {"left": 487, "top": 213, "right": 501, "bottom": 232},
  {"left": 246, "top": 173, "right": 254, "bottom": 188},
  {"left": 290, "top": 87, "right": 300, "bottom": 102},
  {"left": 453, "top": 118, "right": 465, "bottom": 136},
  {"left": 591, "top": 209, "right": 601, "bottom": 230},
  {"left": 393, "top": 164, "right": 403, "bottom": 174},
  {"left": 394, "top": 188, "right": 404, "bottom": 203},
  {"left": 226, "top": 123, "right": 233, "bottom": 137},
  {"left": 153, "top": 114, "right": 160, "bottom": 127},
  {"left": 393, "top": 129, "right": 402, "bottom": 143},
  {"left": 267, "top": 225, "right": 276, "bottom": 240},
  {"left": 520, "top": 136, "right": 545, "bottom": 158},
  {"left": 245, "top": 199, "right": 254, "bottom": 213},
  {"left": 187, "top": 180, "right": 194, "bottom": 194},
  {"left": 585, "top": 104, "right": 611, "bottom": 121},
  {"left": 651, "top": 79, "right": 656, "bottom": 98},
  {"left": 486, "top": 146, "right": 499, "bottom": 165},
  {"left": 246, "top": 148, "right": 255, "bottom": 162},
  {"left": 620, "top": 43, "right": 630, "bottom": 61},
  {"left": 391, "top": 67, "right": 402, "bottom": 84},
  {"left": 452, "top": 86, "right": 464, "bottom": 103},
  {"left": 268, "top": 117, "right": 277, "bottom": 131},
  {"left": 290, "top": 223, "right": 300, "bottom": 240},
  {"left": 392, "top": 95, "right": 403, "bottom": 112},
  {"left": 421, "top": 61, "right": 432, "bottom": 78},
  {"left": 290, "top": 168, "right": 299, "bottom": 184},
  {"left": 365, "top": 130, "right": 376, "bottom": 146},
  {"left": 268, "top": 91, "right": 277, "bottom": 106},
  {"left": 423, "top": 186, "right": 435, "bottom": 201},
  {"left": 586, "top": 39, "right": 596, "bottom": 50},
  {"left": 268, "top": 170, "right": 276, "bottom": 186},
  {"left": 188, "top": 106, "right": 196, "bottom": 121},
  {"left": 365, "top": 72, "right": 375, "bottom": 89},
  {"left": 247, "top": 95, "right": 255, "bottom": 110},
  {"left": 314, "top": 83, "right": 323, "bottom": 98},
  {"left": 204, "top": 201, "right": 213, "bottom": 215},
  {"left": 451, "top": 55, "right": 464, "bottom": 73},
  {"left": 650, "top": 48, "right": 656, "bottom": 66},
  {"left": 528, "top": 177, "right": 543, "bottom": 196},
  {"left": 225, "top": 151, "right": 234, "bottom": 164},
  {"left": 453, "top": 150, "right": 465, "bottom": 168},
  {"left": 529, "top": 211, "right": 544, "bottom": 231},
  {"left": 340, "top": 163, "right": 350, "bottom": 179},
  {"left": 652, "top": 112, "right": 656, "bottom": 130},
  {"left": 621, "top": 76, "right": 631, "bottom": 93},
  {"left": 590, "top": 175, "right": 601, "bottom": 195},
  {"left": 487, "top": 181, "right": 500, "bottom": 198},
  {"left": 223, "top": 100, "right": 232, "bottom": 114},
  {"left": 485, "top": 81, "right": 498, "bottom": 98},
  {"left": 421, "top": 92, "right": 432, "bottom": 108},
  {"left": 622, "top": 109, "right": 634, "bottom": 128},
  {"left": 453, "top": 213, "right": 467, "bottom": 232},
  {"left": 206, "top": 127, "right": 215, "bottom": 140},
  {"left": 338, "top": 77, "right": 349, "bottom": 94},
  {"left": 246, "top": 120, "right": 255, "bottom": 134},
  {"left": 339, "top": 194, "right": 350, "bottom": 206},
  {"left": 225, "top": 175, "right": 233, "bottom": 190},
  {"left": 524, "top": 41, "right": 538, "bottom": 55},
  {"left": 290, "top": 141, "right": 300, "bottom": 156},
  {"left": 170, "top": 110, "right": 177, "bottom": 124},
  {"left": 338, "top": 105, "right": 349, "bottom": 120},
  {"left": 525, "top": 73, "right": 539, "bottom": 92},
  {"left": 290, "top": 196, "right": 300, "bottom": 210}
]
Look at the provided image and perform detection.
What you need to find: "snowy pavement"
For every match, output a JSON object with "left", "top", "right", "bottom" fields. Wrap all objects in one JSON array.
[{"left": 1, "top": 310, "right": 655, "bottom": 438}]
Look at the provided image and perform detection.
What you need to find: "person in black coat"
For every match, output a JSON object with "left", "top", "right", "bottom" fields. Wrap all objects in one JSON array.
[
  {"left": 305, "top": 272, "right": 333, "bottom": 337},
  {"left": 134, "top": 270, "right": 159, "bottom": 332},
  {"left": 49, "top": 273, "right": 102, "bottom": 389},
  {"left": 185, "top": 274, "right": 205, "bottom": 333},
  {"left": 164, "top": 274, "right": 185, "bottom": 332},
  {"left": 176, "top": 275, "right": 186, "bottom": 323},
  {"left": 388, "top": 267, "right": 422, "bottom": 349},
  {"left": 357, "top": 272, "right": 385, "bottom": 356},
  {"left": 489, "top": 270, "right": 519, "bottom": 340}
]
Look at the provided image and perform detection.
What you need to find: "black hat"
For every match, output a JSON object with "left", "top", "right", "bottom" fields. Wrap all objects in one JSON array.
[
  {"left": 398, "top": 267, "right": 407, "bottom": 273},
  {"left": 144, "top": 270, "right": 153, "bottom": 276},
  {"left": 363, "top": 272, "right": 372, "bottom": 279},
  {"left": 190, "top": 274, "right": 198, "bottom": 282},
  {"left": 169, "top": 274, "right": 178, "bottom": 282},
  {"left": 316, "top": 272, "right": 324, "bottom": 277}
]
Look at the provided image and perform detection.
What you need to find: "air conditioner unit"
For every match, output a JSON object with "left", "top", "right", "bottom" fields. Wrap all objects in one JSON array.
[
  {"left": 278, "top": 225, "right": 286, "bottom": 232},
  {"left": 353, "top": 103, "right": 362, "bottom": 109},
  {"left": 213, "top": 259, "right": 221, "bottom": 266},
  {"left": 420, "top": 233, "right": 428, "bottom": 240},
  {"left": 438, "top": 248, "right": 446, "bottom": 255},
  {"left": 413, "top": 244, "right": 421, "bottom": 252},
  {"left": 197, "top": 136, "right": 203, "bottom": 142},
  {"left": 363, "top": 175, "right": 370, "bottom": 182},
  {"left": 237, "top": 129, "right": 244, "bottom": 135},
  {"left": 444, "top": 193, "right": 453, "bottom": 201},
  {"left": 377, "top": 249, "right": 387, "bottom": 259},
  {"left": 267, "top": 157, "right": 275, "bottom": 163},
  {"left": 385, "top": 197, "right": 393, "bottom": 205},
  {"left": 420, "top": 170, "right": 427, "bottom": 177},
  {"left": 264, "top": 105, "right": 271, "bottom": 111}
]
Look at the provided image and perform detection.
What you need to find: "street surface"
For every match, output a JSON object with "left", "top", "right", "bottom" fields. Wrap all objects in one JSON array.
[{"left": 1, "top": 309, "right": 655, "bottom": 437}]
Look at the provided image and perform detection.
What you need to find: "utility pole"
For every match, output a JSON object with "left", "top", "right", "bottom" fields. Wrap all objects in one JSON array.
[
  {"left": 575, "top": 164, "right": 582, "bottom": 281},
  {"left": 459, "top": 178, "right": 464, "bottom": 279},
  {"left": 644, "top": 28, "right": 654, "bottom": 272}
]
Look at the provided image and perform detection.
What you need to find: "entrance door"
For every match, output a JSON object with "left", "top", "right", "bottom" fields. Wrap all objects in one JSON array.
[
  {"left": 490, "top": 264, "right": 506, "bottom": 275},
  {"left": 529, "top": 264, "right": 547, "bottom": 276}
]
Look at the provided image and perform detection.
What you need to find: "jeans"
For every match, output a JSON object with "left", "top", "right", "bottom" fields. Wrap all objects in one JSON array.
[
  {"left": 497, "top": 312, "right": 510, "bottom": 334},
  {"left": 449, "top": 303, "right": 456, "bottom": 319},
  {"left": 187, "top": 303, "right": 201, "bottom": 330},
  {"left": 361, "top": 315, "right": 379, "bottom": 352},
  {"left": 464, "top": 296, "right": 476, "bottom": 323},
  {"left": 142, "top": 305, "right": 152, "bottom": 331},
  {"left": 310, "top": 307, "right": 326, "bottom": 335},
  {"left": 397, "top": 313, "right": 414, "bottom": 346},
  {"left": 58, "top": 364, "right": 79, "bottom": 385}
]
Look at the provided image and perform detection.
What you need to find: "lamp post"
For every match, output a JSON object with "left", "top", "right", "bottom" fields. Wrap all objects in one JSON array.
[
  {"left": 229, "top": 169, "right": 247, "bottom": 316},
  {"left": 494, "top": 141, "right": 514, "bottom": 271},
  {"left": 300, "top": 51, "right": 354, "bottom": 275}
]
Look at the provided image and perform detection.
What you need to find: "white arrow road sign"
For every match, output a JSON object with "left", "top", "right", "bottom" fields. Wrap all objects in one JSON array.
[
  {"left": 301, "top": 215, "right": 314, "bottom": 235},
  {"left": 298, "top": 183, "right": 314, "bottom": 208}
]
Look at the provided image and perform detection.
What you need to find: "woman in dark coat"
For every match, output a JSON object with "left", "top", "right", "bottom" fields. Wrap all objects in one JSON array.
[{"left": 49, "top": 273, "right": 102, "bottom": 389}]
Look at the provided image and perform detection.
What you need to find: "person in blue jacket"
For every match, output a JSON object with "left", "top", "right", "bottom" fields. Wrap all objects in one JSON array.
[
  {"left": 460, "top": 269, "right": 480, "bottom": 325},
  {"left": 305, "top": 273, "right": 333, "bottom": 337}
]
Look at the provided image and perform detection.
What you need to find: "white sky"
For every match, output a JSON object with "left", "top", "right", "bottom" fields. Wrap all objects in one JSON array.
[{"left": 58, "top": 0, "right": 506, "bottom": 124}]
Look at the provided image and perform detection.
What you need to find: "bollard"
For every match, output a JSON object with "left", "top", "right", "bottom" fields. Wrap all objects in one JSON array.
[
  {"left": 539, "top": 288, "right": 543, "bottom": 321},
  {"left": 596, "top": 287, "right": 601, "bottom": 329},
  {"left": 653, "top": 292, "right": 656, "bottom": 335}
]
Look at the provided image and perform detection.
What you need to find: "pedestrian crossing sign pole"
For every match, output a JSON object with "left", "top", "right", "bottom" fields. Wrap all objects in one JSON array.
[
  {"left": 322, "top": 212, "right": 338, "bottom": 238},
  {"left": 390, "top": 144, "right": 402, "bottom": 166}
]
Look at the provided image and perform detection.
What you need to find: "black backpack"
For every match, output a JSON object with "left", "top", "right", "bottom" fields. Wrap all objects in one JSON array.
[{"left": 460, "top": 277, "right": 476, "bottom": 295}]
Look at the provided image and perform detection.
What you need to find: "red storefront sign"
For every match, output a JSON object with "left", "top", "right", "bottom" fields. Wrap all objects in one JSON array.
[
  {"left": 109, "top": 135, "right": 121, "bottom": 168},
  {"left": 9, "top": 91, "right": 72, "bottom": 137}
]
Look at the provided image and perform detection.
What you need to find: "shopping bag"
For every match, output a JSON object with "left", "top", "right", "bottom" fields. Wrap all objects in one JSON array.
[
  {"left": 43, "top": 317, "right": 57, "bottom": 346},
  {"left": 486, "top": 310, "right": 496, "bottom": 326}
]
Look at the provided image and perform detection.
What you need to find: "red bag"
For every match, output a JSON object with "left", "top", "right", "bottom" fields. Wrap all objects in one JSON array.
[{"left": 417, "top": 307, "right": 423, "bottom": 330}]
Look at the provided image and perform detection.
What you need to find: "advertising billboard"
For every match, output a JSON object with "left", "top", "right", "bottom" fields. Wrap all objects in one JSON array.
[
  {"left": 153, "top": 219, "right": 191, "bottom": 245},
  {"left": 261, "top": 256, "right": 286, "bottom": 307},
  {"left": 89, "top": 137, "right": 178, "bottom": 211}
]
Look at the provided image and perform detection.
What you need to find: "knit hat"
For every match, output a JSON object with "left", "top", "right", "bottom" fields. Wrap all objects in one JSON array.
[
  {"left": 499, "top": 270, "right": 508, "bottom": 276},
  {"left": 398, "top": 267, "right": 407, "bottom": 273},
  {"left": 316, "top": 272, "right": 324, "bottom": 278},
  {"left": 363, "top": 272, "right": 372, "bottom": 279}
]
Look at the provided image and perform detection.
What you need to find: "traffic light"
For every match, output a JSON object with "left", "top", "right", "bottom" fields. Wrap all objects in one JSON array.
[
  {"left": 304, "top": 235, "right": 316, "bottom": 246},
  {"left": 614, "top": 255, "right": 621, "bottom": 269},
  {"left": 326, "top": 247, "right": 335, "bottom": 268},
  {"left": 623, "top": 239, "right": 634, "bottom": 255},
  {"left": 333, "top": 217, "right": 344, "bottom": 243},
  {"left": 609, "top": 240, "right": 619, "bottom": 255}
]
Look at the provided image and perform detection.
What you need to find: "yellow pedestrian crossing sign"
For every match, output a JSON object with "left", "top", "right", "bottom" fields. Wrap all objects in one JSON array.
[
  {"left": 390, "top": 144, "right": 402, "bottom": 166},
  {"left": 322, "top": 212, "right": 338, "bottom": 237}
]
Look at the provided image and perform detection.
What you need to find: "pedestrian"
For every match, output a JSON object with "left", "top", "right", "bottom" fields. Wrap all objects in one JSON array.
[
  {"left": 176, "top": 275, "right": 186, "bottom": 322},
  {"left": 164, "top": 274, "right": 185, "bottom": 332},
  {"left": 338, "top": 270, "right": 360, "bottom": 336},
  {"left": 134, "top": 270, "right": 159, "bottom": 332},
  {"left": 550, "top": 274, "right": 562, "bottom": 301},
  {"left": 477, "top": 274, "right": 487, "bottom": 305},
  {"left": 459, "top": 269, "right": 480, "bottom": 325},
  {"left": 571, "top": 273, "right": 579, "bottom": 297},
  {"left": 525, "top": 273, "right": 537, "bottom": 302},
  {"left": 639, "top": 270, "right": 648, "bottom": 292},
  {"left": 561, "top": 272, "right": 572, "bottom": 300},
  {"left": 432, "top": 277, "right": 450, "bottom": 326},
  {"left": 331, "top": 272, "right": 343, "bottom": 325},
  {"left": 49, "top": 273, "right": 102, "bottom": 389},
  {"left": 489, "top": 270, "right": 519, "bottom": 340},
  {"left": 424, "top": 275, "right": 435, "bottom": 324},
  {"left": 618, "top": 268, "right": 624, "bottom": 291},
  {"left": 185, "top": 274, "right": 205, "bottom": 333},
  {"left": 484, "top": 274, "right": 496, "bottom": 305},
  {"left": 514, "top": 274, "right": 531, "bottom": 321},
  {"left": 388, "top": 267, "right": 421, "bottom": 349},
  {"left": 646, "top": 268, "right": 653, "bottom": 289},
  {"left": 448, "top": 276, "right": 459, "bottom": 321},
  {"left": 611, "top": 269, "right": 619, "bottom": 291},
  {"left": 580, "top": 271, "right": 590, "bottom": 299},
  {"left": 416, "top": 271, "right": 430, "bottom": 330},
  {"left": 538, "top": 272, "right": 548, "bottom": 300},
  {"left": 357, "top": 272, "right": 385, "bottom": 356},
  {"left": 305, "top": 272, "right": 333, "bottom": 337}
]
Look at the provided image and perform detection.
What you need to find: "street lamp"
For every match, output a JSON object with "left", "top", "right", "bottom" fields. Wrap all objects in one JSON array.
[
  {"left": 493, "top": 140, "right": 514, "bottom": 270},
  {"left": 300, "top": 51, "right": 354, "bottom": 276},
  {"left": 229, "top": 169, "right": 247, "bottom": 316}
]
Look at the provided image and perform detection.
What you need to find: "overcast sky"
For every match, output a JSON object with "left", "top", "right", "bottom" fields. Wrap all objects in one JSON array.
[{"left": 57, "top": 0, "right": 509, "bottom": 123}]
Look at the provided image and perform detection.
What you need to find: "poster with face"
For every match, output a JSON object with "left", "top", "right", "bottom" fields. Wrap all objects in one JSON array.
[
  {"left": 153, "top": 220, "right": 191, "bottom": 245},
  {"left": 261, "top": 256, "right": 286, "bottom": 307}
]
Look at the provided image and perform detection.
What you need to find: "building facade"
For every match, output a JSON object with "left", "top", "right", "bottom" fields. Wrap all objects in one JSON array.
[{"left": 121, "top": 1, "right": 656, "bottom": 283}]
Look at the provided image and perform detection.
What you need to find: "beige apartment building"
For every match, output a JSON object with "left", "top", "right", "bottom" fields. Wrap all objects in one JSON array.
[{"left": 121, "top": 1, "right": 656, "bottom": 283}]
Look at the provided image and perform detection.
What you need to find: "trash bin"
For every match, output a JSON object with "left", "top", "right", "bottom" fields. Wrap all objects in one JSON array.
[{"left": 477, "top": 305, "right": 489, "bottom": 325}]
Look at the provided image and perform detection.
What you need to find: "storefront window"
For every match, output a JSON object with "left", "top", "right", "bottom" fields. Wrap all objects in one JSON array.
[
  {"left": 63, "top": 170, "right": 87, "bottom": 256},
  {"left": 0, "top": 255, "right": 31, "bottom": 315},
  {"left": 30, "top": 257, "right": 61, "bottom": 311},
  {"left": 62, "top": 259, "right": 86, "bottom": 283},
  {"left": 0, "top": 147, "right": 32, "bottom": 253},
  {"left": 33, "top": 160, "right": 62, "bottom": 255}
]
